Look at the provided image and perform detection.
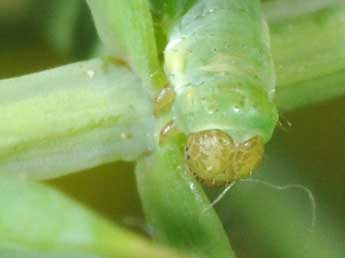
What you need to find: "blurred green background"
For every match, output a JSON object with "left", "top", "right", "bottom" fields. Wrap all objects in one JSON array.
[{"left": 1, "top": 0, "right": 344, "bottom": 257}]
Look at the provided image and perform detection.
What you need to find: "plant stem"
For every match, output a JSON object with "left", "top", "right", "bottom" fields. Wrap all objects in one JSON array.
[
  {"left": 136, "top": 139, "right": 236, "bottom": 258},
  {"left": 266, "top": 3, "right": 345, "bottom": 111},
  {"left": 263, "top": 0, "right": 344, "bottom": 22},
  {"left": 0, "top": 59, "right": 155, "bottom": 179},
  {"left": 149, "top": 0, "right": 198, "bottom": 34},
  {"left": 0, "top": 174, "right": 191, "bottom": 258},
  {"left": 87, "top": 0, "right": 167, "bottom": 91}
]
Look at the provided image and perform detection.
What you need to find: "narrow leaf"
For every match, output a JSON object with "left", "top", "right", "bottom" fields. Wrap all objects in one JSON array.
[{"left": 0, "top": 175, "right": 190, "bottom": 258}]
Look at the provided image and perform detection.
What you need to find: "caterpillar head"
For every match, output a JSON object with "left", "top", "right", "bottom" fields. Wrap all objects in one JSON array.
[{"left": 185, "top": 130, "right": 264, "bottom": 186}]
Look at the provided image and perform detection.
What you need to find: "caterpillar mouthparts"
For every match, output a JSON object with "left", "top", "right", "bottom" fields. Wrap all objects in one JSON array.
[{"left": 185, "top": 130, "right": 264, "bottom": 186}]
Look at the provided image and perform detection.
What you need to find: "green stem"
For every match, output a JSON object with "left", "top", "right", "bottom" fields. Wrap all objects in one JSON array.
[
  {"left": 136, "top": 140, "right": 236, "bottom": 258},
  {"left": 263, "top": 0, "right": 344, "bottom": 22},
  {"left": 266, "top": 3, "right": 345, "bottom": 111},
  {"left": 87, "top": 0, "right": 167, "bottom": 91},
  {"left": 43, "top": 0, "right": 82, "bottom": 58},
  {"left": 0, "top": 175, "right": 190, "bottom": 258},
  {"left": 149, "top": 0, "right": 198, "bottom": 34},
  {"left": 34, "top": 0, "right": 98, "bottom": 60},
  {"left": 0, "top": 59, "right": 155, "bottom": 179}
]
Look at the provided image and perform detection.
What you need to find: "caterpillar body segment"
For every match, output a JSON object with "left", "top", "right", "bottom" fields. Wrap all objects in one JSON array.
[
  {"left": 162, "top": 0, "right": 278, "bottom": 185},
  {"left": 164, "top": 0, "right": 278, "bottom": 144}
]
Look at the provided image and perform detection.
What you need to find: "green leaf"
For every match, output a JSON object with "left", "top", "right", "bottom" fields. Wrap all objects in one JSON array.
[
  {"left": 136, "top": 140, "right": 236, "bottom": 258},
  {"left": 0, "top": 59, "right": 155, "bottom": 179},
  {"left": 87, "top": 0, "right": 167, "bottom": 91},
  {"left": 0, "top": 175, "right": 190, "bottom": 258}
]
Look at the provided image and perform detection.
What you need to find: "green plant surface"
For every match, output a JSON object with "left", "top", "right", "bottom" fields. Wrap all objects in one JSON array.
[
  {"left": 269, "top": 4, "right": 345, "bottom": 111},
  {"left": 0, "top": 174, "right": 191, "bottom": 258},
  {"left": 0, "top": 59, "right": 155, "bottom": 179},
  {"left": 149, "top": 0, "right": 197, "bottom": 34},
  {"left": 0, "top": 1, "right": 344, "bottom": 258},
  {"left": 148, "top": 0, "right": 198, "bottom": 54},
  {"left": 86, "top": 0, "right": 167, "bottom": 90},
  {"left": 136, "top": 139, "right": 235, "bottom": 258},
  {"left": 0, "top": 1, "right": 343, "bottom": 179},
  {"left": 263, "top": 0, "right": 344, "bottom": 22},
  {"left": 22, "top": 0, "right": 99, "bottom": 61},
  {"left": 43, "top": 0, "right": 83, "bottom": 58},
  {"left": 275, "top": 69, "right": 345, "bottom": 112}
]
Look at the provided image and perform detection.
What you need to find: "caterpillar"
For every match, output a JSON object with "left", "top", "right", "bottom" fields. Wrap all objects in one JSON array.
[{"left": 160, "top": 0, "right": 278, "bottom": 186}]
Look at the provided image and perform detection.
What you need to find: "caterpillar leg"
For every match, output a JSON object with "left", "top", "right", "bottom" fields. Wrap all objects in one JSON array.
[
  {"left": 154, "top": 87, "right": 176, "bottom": 117},
  {"left": 159, "top": 121, "right": 181, "bottom": 145},
  {"left": 185, "top": 130, "right": 264, "bottom": 187}
]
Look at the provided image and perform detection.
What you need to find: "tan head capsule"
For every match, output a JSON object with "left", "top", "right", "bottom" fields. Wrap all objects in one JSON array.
[{"left": 185, "top": 130, "right": 264, "bottom": 186}]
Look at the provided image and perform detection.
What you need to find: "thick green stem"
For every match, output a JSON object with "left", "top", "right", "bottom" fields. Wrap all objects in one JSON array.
[
  {"left": 136, "top": 140, "right": 236, "bottom": 258},
  {"left": 0, "top": 59, "right": 155, "bottom": 179}
]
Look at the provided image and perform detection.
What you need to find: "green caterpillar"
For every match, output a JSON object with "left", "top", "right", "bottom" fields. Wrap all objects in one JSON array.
[{"left": 160, "top": 0, "right": 278, "bottom": 186}]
